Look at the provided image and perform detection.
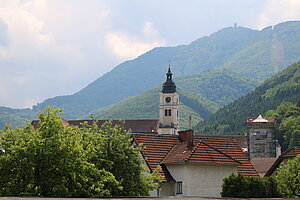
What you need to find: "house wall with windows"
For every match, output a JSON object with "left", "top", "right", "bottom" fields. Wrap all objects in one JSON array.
[{"left": 164, "top": 163, "right": 237, "bottom": 197}]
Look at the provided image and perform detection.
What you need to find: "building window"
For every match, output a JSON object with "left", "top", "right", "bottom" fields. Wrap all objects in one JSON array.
[
  {"left": 176, "top": 181, "right": 182, "bottom": 194},
  {"left": 165, "top": 109, "right": 171, "bottom": 116}
]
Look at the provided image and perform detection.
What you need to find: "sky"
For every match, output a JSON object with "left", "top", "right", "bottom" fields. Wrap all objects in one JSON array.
[{"left": 0, "top": 0, "right": 300, "bottom": 109}]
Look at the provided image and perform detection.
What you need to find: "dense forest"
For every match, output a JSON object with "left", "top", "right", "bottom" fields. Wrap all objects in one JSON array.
[
  {"left": 195, "top": 60, "right": 300, "bottom": 135},
  {"left": 175, "top": 69, "right": 257, "bottom": 106}
]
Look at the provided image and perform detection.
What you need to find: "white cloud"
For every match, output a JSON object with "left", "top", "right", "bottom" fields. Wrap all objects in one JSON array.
[
  {"left": 105, "top": 31, "right": 165, "bottom": 60},
  {"left": 143, "top": 21, "right": 160, "bottom": 39},
  {"left": 257, "top": 0, "right": 300, "bottom": 29},
  {"left": 105, "top": 21, "right": 165, "bottom": 60}
]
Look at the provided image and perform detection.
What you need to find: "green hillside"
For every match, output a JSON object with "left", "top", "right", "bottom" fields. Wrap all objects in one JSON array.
[
  {"left": 175, "top": 69, "right": 258, "bottom": 106},
  {"left": 0, "top": 107, "right": 35, "bottom": 129},
  {"left": 195, "top": 60, "right": 300, "bottom": 135},
  {"left": 95, "top": 87, "right": 219, "bottom": 130}
]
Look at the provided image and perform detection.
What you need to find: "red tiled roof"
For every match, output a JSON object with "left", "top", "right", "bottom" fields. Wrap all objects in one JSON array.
[
  {"left": 133, "top": 134, "right": 180, "bottom": 182},
  {"left": 162, "top": 141, "right": 240, "bottom": 165},
  {"left": 280, "top": 146, "right": 300, "bottom": 158},
  {"left": 195, "top": 136, "right": 258, "bottom": 176},
  {"left": 198, "top": 135, "right": 248, "bottom": 149},
  {"left": 133, "top": 134, "right": 258, "bottom": 181}
]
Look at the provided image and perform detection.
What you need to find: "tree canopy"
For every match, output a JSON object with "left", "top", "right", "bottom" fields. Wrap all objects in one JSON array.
[
  {"left": 266, "top": 101, "right": 300, "bottom": 150},
  {"left": 0, "top": 107, "right": 160, "bottom": 197},
  {"left": 276, "top": 155, "right": 300, "bottom": 198}
]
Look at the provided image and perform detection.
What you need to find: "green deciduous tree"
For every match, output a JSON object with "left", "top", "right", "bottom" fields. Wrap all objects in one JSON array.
[
  {"left": 266, "top": 101, "right": 300, "bottom": 150},
  {"left": 276, "top": 155, "right": 300, "bottom": 198},
  {"left": 0, "top": 107, "right": 160, "bottom": 197}
]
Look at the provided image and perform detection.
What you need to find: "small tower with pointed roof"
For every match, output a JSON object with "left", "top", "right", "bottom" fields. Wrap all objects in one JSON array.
[{"left": 158, "top": 64, "right": 179, "bottom": 135}]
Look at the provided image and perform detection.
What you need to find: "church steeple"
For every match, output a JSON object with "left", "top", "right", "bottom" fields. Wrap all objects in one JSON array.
[
  {"left": 162, "top": 64, "right": 176, "bottom": 93},
  {"left": 158, "top": 64, "right": 179, "bottom": 135}
]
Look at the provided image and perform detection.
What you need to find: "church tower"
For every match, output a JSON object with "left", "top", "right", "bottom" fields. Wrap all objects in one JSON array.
[{"left": 158, "top": 65, "right": 179, "bottom": 135}]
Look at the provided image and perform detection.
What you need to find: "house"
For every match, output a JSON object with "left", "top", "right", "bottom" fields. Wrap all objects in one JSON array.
[
  {"left": 265, "top": 146, "right": 300, "bottom": 177},
  {"left": 133, "top": 130, "right": 258, "bottom": 197}
]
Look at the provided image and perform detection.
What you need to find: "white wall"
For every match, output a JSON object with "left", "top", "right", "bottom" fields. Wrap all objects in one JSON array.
[
  {"left": 164, "top": 163, "right": 237, "bottom": 197},
  {"left": 160, "top": 182, "right": 175, "bottom": 196}
]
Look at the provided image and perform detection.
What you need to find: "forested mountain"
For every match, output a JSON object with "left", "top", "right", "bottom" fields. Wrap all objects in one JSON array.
[
  {"left": 176, "top": 69, "right": 257, "bottom": 106},
  {"left": 2, "top": 21, "right": 300, "bottom": 129},
  {"left": 95, "top": 87, "right": 219, "bottom": 130},
  {"left": 195, "top": 60, "right": 300, "bottom": 135}
]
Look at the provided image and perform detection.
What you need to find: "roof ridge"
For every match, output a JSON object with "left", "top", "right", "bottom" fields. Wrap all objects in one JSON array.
[
  {"left": 160, "top": 143, "right": 177, "bottom": 164},
  {"left": 195, "top": 136, "right": 236, "bottom": 141},
  {"left": 200, "top": 141, "right": 242, "bottom": 165},
  {"left": 186, "top": 140, "right": 202, "bottom": 162},
  {"left": 281, "top": 146, "right": 300, "bottom": 157}
]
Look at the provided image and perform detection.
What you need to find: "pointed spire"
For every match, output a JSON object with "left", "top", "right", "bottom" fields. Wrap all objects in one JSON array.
[
  {"left": 162, "top": 62, "right": 176, "bottom": 93},
  {"left": 167, "top": 61, "right": 172, "bottom": 74}
]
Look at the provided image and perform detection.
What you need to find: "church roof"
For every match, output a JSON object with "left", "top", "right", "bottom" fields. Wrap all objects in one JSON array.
[
  {"left": 162, "top": 66, "right": 176, "bottom": 93},
  {"left": 133, "top": 134, "right": 258, "bottom": 182},
  {"left": 252, "top": 115, "right": 272, "bottom": 123}
]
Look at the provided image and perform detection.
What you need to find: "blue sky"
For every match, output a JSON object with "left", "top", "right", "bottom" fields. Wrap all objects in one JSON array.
[{"left": 0, "top": 0, "right": 300, "bottom": 108}]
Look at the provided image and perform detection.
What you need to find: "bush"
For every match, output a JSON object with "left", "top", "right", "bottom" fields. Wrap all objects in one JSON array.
[{"left": 221, "top": 173, "right": 281, "bottom": 198}]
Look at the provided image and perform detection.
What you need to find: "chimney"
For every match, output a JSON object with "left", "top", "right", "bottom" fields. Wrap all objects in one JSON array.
[
  {"left": 179, "top": 129, "right": 194, "bottom": 150},
  {"left": 188, "top": 115, "right": 192, "bottom": 130}
]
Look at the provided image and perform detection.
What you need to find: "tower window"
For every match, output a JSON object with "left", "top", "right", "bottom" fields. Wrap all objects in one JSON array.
[{"left": 165, "top": 109, "right": 171, "bottom": 116}]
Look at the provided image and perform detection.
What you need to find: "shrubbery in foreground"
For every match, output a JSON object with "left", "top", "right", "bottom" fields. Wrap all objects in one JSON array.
[{"left": 221, "top": 173, "right": 280, "bottom": 198}]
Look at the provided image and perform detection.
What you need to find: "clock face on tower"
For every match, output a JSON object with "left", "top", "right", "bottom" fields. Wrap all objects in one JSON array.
[{"left": 165, "top": 97, "right": 171, "bottom": 103}]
